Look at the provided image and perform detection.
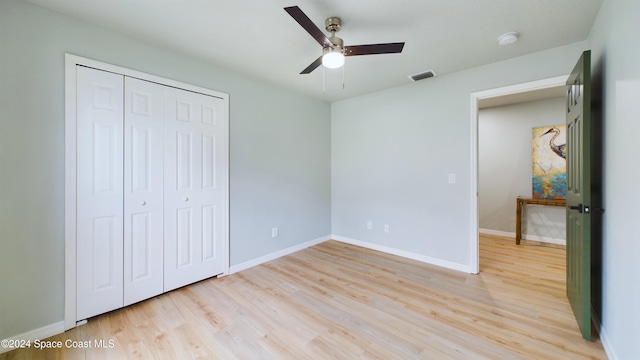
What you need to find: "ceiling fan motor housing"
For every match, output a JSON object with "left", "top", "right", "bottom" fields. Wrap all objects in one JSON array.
[
  {"left": 325, "top": 17, "right": 343, "bottom": 52},
  {"left": 327, "top": 36, "right": 344, "bottom": 52}
]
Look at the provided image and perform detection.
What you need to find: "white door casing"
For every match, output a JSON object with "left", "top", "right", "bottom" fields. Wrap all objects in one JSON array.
[
  {"left": 469, "top": 75, "right": 568, "bottom": 274},
  {"left": 76, "top": 66, "right": 125, "bottom": 320}
]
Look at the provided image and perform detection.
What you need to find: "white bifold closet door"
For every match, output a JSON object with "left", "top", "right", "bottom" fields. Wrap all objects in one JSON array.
[
  {"left": 76, "top": 67, "right": 125, "bottom": 320},
  {"left": 163, "top": 86, "right": 227, "bottom": 291},
  {"left": 76, "top": 66, "right": 227, "bottom": 321},
  {"left": 123, "top": 77, "right": 165, "bottom": 306}
]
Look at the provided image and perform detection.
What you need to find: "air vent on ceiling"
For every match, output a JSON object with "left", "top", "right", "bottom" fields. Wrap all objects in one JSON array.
[{"left": 408, "top": 70, "right": 437, "bottom": 82}]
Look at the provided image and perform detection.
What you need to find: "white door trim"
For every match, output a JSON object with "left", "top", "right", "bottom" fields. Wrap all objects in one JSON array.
[
  {"left": 64, "top": 54, "right": 230, "bottom": 330},
  {"left": 468, "top": 75, "right": 568, "bottom": 274}
]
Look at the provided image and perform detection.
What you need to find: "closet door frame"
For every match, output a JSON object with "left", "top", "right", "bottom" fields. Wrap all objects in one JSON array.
[{"left": 64, "top": 54, "right": 229, "bottom": 331}]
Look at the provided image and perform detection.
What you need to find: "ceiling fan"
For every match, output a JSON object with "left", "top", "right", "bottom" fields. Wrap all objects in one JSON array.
[{"left": 284, "top": 6, "right": 405, "bottom": 74}]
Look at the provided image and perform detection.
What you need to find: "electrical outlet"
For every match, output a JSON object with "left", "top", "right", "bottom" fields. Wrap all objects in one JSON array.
[
  {"left": 271, "top": 227, "right": 278, "bottom": 238},
  {"left": 384, "top": 224, "right": 390, "bottom": 233},
  {"left": 448, "top": 173, "right": 456, "bottom": 184},
  {"left": 367, "top": 220, "right": 373, "bottom": 230}
]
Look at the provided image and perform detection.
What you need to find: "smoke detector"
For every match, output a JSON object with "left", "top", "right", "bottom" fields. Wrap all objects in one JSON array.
[{"left": 498, "top": 32, "right": 519, "bottom": 45}]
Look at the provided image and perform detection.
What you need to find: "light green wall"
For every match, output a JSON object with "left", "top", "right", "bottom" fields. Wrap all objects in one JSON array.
[
  {"left": 587, "top": 0, "right": 640, "bottom": 359},
  {"left": 0, "top": 0, "right": 330, "bottom": 340},
  {"left": 332, "top": 42, "right": 587, "bottom": 266}
]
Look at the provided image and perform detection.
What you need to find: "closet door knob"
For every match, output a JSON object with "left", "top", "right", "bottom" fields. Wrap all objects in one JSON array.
[
  {"left": 141, "top": 201, "right": 147, "bottom": 206},
  {"left": 183, "top": 197, "right": 189, "bottom": 202}
]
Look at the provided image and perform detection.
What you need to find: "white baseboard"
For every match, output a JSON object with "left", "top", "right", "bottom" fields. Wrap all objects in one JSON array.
[
  {"left": 229, "top": 233, "right": 472, "bottom": 274},
  {"left": 479, "top": 228, "right": 514, "bottom": 238},
  {"left": 229, "top": 235, "right": 331, "bottom": 274},
  {"left": 592, "top": 309, "right": 618, "bottom": 360},
  {"left": 599, "top": 325, "right": 618, "bottom": 360},
  {"left": 331, "top": 235, "right": 472, "bottom": 273},
  {"left": 0, "top": 321, "right": 65, "bottom": 354},
  {"left": 479, "top": 228, "right": 566, "bottom": 246}
]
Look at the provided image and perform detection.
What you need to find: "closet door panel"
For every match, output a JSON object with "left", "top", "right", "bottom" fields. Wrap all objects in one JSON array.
[
  {"left": 164, "top": 87, "right": 227, "bottom": 291},
  {"left": 124, "top": 77, "right": 165, "bottom": 306},
  {"left": 201, "top": 97, "right": 228, "bottom": 272},
  {"left": 76, "top": 66, "right": 124, "bottom": 320}
]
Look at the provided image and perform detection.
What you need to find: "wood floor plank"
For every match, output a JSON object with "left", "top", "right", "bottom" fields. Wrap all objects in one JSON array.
[{"left": 1, "top": 235, "right": 608, "bottom": 359}]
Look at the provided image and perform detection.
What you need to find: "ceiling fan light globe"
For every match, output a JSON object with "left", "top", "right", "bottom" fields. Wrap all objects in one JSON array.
[{"left": 322, "top": 52, "right": 345, "bottom": 69}]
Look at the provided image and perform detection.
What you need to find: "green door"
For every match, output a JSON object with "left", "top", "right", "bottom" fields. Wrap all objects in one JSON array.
[{"left": 566, "top": 50, "right": 592, "bottom": 340}]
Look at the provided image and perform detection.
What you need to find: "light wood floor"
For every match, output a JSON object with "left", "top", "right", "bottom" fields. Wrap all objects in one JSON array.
[{"left": 1, "top": 235, "right": 607, "bottom": 359}]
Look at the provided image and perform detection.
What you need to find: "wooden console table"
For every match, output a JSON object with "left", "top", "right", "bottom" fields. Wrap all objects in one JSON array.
[{"left": 516, "top": 197, "right": 566, "bottom": 245}]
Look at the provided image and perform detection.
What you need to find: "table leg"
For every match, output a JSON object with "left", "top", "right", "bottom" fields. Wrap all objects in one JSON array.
[{"left": 516, "top": 199, "right": 523, "bottom": 245}]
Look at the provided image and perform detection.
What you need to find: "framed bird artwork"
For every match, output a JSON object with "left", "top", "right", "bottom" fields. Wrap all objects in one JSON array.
[{"left": 532, "top": 125, "right": 567, "bottom": 199}]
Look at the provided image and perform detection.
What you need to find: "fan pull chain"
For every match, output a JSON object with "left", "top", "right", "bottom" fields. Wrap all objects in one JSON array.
[
  {"left": 342, "top": 62, "right": 345, "bottom": 89},
  {"left": 322, "top": 65, "right": 326, "bottom": 94}
]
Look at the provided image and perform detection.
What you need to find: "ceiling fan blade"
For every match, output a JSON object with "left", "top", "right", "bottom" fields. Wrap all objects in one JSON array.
[
  {"left": 284, "top": 6, "right": 333, "bottom": 48},
  {"left": 345, "top": 42, "right": 405, "bottom": 56},
  {"left": 300, "top": 56, "right": 323, "bottom": 74}
]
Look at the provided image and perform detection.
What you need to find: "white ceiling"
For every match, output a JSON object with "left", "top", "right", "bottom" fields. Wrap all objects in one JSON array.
[{"left": 25, "top": 0, "right": 603, "bottom": 102}]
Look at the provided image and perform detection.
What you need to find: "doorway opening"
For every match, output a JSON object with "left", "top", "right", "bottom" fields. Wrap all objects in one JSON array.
[{"left": 469, "top": 76, "right": 568, "bottom": 273}]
